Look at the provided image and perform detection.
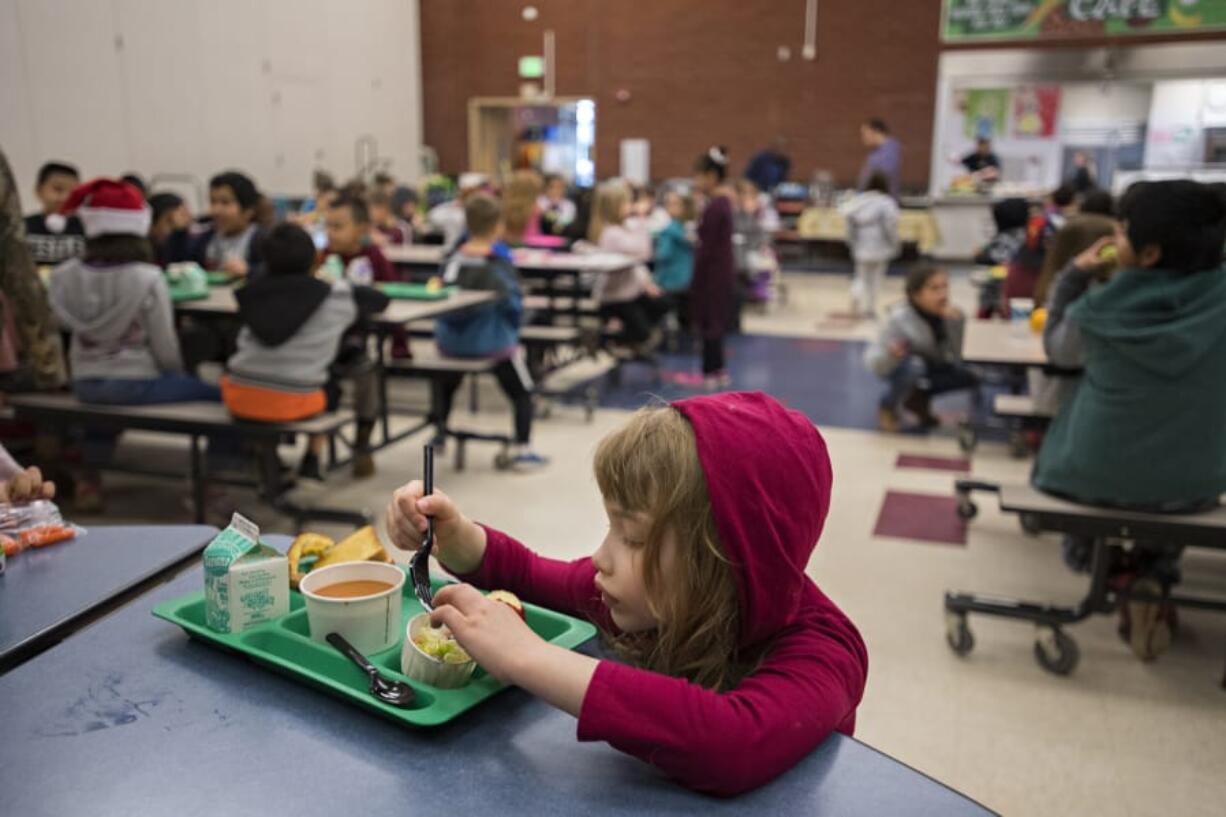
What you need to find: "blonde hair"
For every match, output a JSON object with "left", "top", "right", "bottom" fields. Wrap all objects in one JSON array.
[
  {"left": 588, "top": 181, "right": 630, "bottom": 244},
  {"left": 593, "top": 404, "right": 761, "bottom": 691},
  {"left": 502, "top": 170, "right": 543, "bottom": 241}
]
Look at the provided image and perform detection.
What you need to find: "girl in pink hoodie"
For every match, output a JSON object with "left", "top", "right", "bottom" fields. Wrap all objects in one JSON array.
[{"left": 386, "top": 391, "right": 867, "bottom": 796}]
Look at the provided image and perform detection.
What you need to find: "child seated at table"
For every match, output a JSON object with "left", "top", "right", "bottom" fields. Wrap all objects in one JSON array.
[
  {"left": 147, "top": 192, "right": 195, "bottom": 267},
  {"left": 368, "top": 190, "right": 410, "bottom": 247},
  {"left": 323, "top": 193, "right": 407, "bottom": 359},
  {"left": 631, "top": 184, "right": 671, "bottom": 234},
  {"left": 971, "top": 198, "right": 1029, "bottom": 318},
  {"left": 189, "top": 171, "right": 268, "bottom": 280},
  {"left": 1001, "top": 184, "right": 1075, "bottom": 307},
  {"left": 47, "top": 179, "right": 223, "bottom": 511},
  {"left": 385, "top": 391, "right": 867, "bottom": 795},
  {"left": 864, "top": 266, "right": 977, "bottom": 432},
  {"left": 24, "top": 161, "right": 85, "bottom": 266},
  {"left": 392, "top": 185, "right": 424, "bottom": 235},
  {"left": 588, "top": 181, "right": 667, "bottom": 355},
  {"left": 537, "top": 173, "right": 576, "bottom": 236},
  {"left": 1034, "top": 180, "right": 1226, "bottom": 660},
  {"left": 1033, "top": 189, "right": 1116, "bottom": 307},
  {"left": 502, "top": 170, "right": 545, "bottom": 247},
  {"left": 431, "top": 194, "right": 546, "bottom": 471},
  {"left": 322, "top": 194, "right": 397, "bottom": 285},
  {"left": 222, "top": 223, "right": 389, "bottom": 480}
]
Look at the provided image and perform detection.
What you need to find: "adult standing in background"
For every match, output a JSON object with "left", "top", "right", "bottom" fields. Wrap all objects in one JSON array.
[
  {"left": 960, "top": 137, "right": 1001, "bottom": 182},
  {"left": 1068, "top": 151, "right": 1096, "bottom": 194},
  {"left": 857, "top": 118, "right": 901, "bottom": 197},
  {"left": 744, "top": 136, "right": 791, "bottom": 195},
  {"left": 0, "top": 147, "right": 66, "bottom": 392}
]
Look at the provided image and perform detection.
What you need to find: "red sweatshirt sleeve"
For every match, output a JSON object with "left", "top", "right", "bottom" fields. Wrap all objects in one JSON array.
[
  {"left": 577, "top": 588, "right": 867, "bottom": 797},
  {"left": 456, "top": 527, "right": 867, "bottom": 796},
  {"left": 453, "top": 525, "right": 614, "bottom": 630}
]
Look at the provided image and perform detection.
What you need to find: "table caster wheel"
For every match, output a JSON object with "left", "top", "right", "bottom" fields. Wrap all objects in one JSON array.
[
  {"left": 945, "top": 612, "right": 974, "bottom": 657},
  {"left": 1034, "top": 626, "right": 1079, "bottom": 676},
  {"left": 1008, "top": 431, "right": 1029, "bottom": 459},
  {"left": 1020, "top": 512, "right": 1042, "bottom": 536},
  {"left": 493, "top": 450, "right": 513, "bottom": 471},
  {"left": 956, "top": 493, "right": 978, "bottom": 520}
]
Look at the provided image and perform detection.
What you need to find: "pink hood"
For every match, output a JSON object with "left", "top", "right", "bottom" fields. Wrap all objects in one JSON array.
[{"left": 672, "top": 391, "right": 833, "bottom": 648}]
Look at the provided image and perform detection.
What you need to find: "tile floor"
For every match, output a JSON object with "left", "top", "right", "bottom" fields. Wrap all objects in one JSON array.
[{"left": 75, "top": 268, "right": 1226, "bottom": 817}]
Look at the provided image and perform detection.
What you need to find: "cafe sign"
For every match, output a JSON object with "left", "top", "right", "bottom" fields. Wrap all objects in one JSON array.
[{"left": 942, "top": 0, "right": 1226, "bottom": 41}]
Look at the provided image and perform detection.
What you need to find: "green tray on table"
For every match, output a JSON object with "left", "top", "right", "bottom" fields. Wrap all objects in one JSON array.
[
  {"left": 377, "top": 282, "right": 456, "bottom": 301},
  {"left": 153, "top": 572, "right": 596, "bottom": 727},
  {"left": 168, "top": 286, "right": 210, "bottom": 303},
  {"left": 207, "top": 270, "right": 239, "bottom": 286}
]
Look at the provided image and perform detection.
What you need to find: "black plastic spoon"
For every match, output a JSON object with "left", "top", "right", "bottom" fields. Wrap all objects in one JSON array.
[{"left": 326, "top": 632, "right": 416, "bottom": 708}]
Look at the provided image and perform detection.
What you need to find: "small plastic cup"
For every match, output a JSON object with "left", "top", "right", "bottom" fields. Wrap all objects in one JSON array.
[
  {"left": 400, "top": 613, "right": 477, "bottom": 689},
  {"left": 1009, "top": 298, "right": 1034, "bottom": 337}
]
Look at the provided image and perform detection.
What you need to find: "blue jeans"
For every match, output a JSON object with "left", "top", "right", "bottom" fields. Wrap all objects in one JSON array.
[
  {"left": 75, "top": 374, "right": 221, "bottom": 405},
  {"left": 74, "top": 375, "right": 234, "bottom": 469},
  {"left": 880, "top": 355, "right": 978, "bottom": 410}
]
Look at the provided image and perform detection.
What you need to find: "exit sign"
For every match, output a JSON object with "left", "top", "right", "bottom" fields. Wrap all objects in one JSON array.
[{"left": 518, "top": 56, "right": 544, "bottom": 79}]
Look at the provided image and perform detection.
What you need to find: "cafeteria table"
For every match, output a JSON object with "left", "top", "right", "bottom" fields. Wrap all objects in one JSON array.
[
  {"left": 0, "top": 524, "right": 216, "bottom": 672},
  {"left": 0, "top": 538, "right": 996, "bottom": 816}
]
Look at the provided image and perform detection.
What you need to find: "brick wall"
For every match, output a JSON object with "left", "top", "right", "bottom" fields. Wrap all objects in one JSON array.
[{"left": 419, "top": 1, "right": 1226, "bottom": 190}]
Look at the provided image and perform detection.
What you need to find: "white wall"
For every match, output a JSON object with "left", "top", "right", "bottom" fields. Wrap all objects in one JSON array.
[
  {"left": 0, "top": 0, "right": 422, "bottom": 206},
  {"left": 1143, "top": 78, "right": 1226, "bottom": 168},
  {"left": 1061, "top": 82, "right": 1152, "bottom": 127}
]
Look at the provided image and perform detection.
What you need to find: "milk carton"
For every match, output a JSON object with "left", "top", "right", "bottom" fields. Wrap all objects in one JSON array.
[{"left": 204, "top": 513, "right": 289, "bottom": 633}]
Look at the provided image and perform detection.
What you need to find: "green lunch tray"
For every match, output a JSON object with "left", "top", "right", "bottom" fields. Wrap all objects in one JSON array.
[
  {"left": 377, "top": 282, "right": 456, "bottom": 301},
  {"left": 168, "top": 287, "right": 209, "bottom": 303},
  {"left": 152, "top": 574, "right": 597, "bottom": 727},
  {"left": 207, "top": 271, "right": 238, "bottom": 286}
]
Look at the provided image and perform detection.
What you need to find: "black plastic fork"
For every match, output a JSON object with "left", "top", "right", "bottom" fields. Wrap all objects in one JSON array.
[{"left": 409, "top": 444, "right": 435, "bottom": 610}]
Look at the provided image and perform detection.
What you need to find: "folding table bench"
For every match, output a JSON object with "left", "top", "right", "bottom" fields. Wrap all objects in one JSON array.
[
  {"left": 9, "top": 393, "right": 368, "bottom": 529},
  {"left": 947, "top": 479, "right": 1226, "bottom": 682}
]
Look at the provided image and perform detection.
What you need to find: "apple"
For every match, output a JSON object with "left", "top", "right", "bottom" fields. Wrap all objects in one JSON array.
[{"left": 487, "top": 590, "right": 526, "bottom": 619}]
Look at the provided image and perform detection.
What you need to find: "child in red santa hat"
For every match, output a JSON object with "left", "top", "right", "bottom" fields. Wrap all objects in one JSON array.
[{"left": 47, "top": 178, "right": 224, "bottom": 512}]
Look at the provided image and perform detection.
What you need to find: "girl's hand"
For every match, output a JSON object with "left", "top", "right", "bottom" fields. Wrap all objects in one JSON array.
[
  {"left": 888, "top": 338, "right": 909, "bottom": 359},
  {"left": 429, "top": 584, "right": 545, "bottom": 684},
  {"left": 0, "top": 467, "right": 56, "bottom": 504},
  {"left": 385, "top": 481, "right": 486, "bottom": 574}
]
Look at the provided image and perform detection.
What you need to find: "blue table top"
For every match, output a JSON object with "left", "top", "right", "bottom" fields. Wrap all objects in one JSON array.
[
  {"left": 0, "top": 524, "right": 217, "bottom": 667},
  {"left": 0, "top": 537, "right": 995, "bottom": 816}
]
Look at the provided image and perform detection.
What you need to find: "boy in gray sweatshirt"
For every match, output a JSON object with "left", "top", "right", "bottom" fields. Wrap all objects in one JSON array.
[{"left": 222, "top": 223, "right": 389, "bottom": 479}]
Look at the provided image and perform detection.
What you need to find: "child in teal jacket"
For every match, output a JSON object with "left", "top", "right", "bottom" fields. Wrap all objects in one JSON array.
[
  {"left": 1034, "top": 180, "right": 1226, "bottom": 660},
  {"left": 653, "top": 190, "right": 694, "bottom": 293}
]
